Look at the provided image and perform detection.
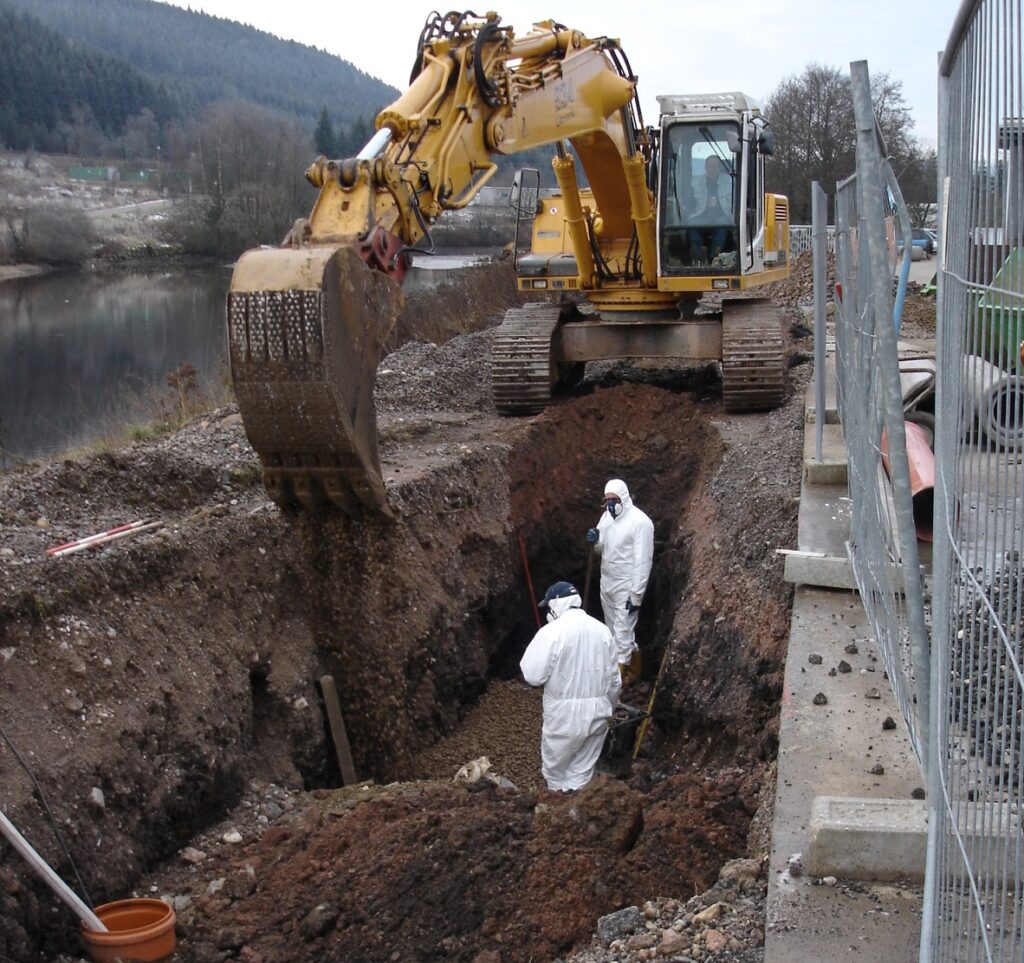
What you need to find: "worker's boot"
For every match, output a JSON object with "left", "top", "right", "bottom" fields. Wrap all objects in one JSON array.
[{"left": 619, "top": 650, "right": 642, "bottom": 684}]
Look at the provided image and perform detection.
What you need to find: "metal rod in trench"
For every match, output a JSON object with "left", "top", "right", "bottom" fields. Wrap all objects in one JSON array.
[
  {"left": 517, "top": 533, "right": 541, "bottom": 628},
  {"left": 583, "top": 548, "right": 594, "bottom": 614},
  {"left": 0, "top": 810, "right": 107, "bottom": 932}
]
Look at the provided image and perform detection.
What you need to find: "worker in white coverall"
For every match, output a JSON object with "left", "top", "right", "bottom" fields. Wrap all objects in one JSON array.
[
  {"left": 586, "top": 479, "right": 655, "bottom": 683},
  {"left": 519, "top": 580, "right": 622, "bottom": 792}
]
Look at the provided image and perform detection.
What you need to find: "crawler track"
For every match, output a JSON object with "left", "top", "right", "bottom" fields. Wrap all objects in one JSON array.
[
  {"left": 721, "top": 298, "right": 786, "bottom": 411},
  {"left": 491, "top": 303, "right": 564, "bottom": 414}
]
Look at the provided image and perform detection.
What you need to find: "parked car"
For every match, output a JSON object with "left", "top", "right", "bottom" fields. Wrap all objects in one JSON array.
[{"left": 897, "top": 227, "right": 935, "bottom": 259}]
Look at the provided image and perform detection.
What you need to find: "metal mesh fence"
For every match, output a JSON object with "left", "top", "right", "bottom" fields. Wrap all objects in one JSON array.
[
  {"left": 925, "top": 1, "right": 1024, "bottom": 960},
  {"left": 832, "top": 62, "right": 933, "bottom": 769}
]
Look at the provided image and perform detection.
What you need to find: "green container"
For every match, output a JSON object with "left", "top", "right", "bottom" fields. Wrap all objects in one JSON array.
[{"left": 975, "top": 248, "right": 1024, "bottom": 372}]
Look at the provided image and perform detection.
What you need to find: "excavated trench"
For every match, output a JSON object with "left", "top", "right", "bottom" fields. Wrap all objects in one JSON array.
[{"left": 0, "top": 374, "right": 797, "bottom": 962}]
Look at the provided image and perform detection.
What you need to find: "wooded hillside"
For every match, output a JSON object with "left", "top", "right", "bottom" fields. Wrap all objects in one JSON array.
[{"left": 0, "top": 0, "right": 398, "bottom": 152}]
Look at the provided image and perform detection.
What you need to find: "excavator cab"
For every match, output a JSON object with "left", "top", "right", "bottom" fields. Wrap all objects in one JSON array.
[{"left": 656, "top": 94, "right": 781, "bottom": 284}]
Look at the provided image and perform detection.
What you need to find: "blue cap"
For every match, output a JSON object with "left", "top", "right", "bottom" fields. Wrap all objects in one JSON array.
[{"left": 539, "top": 580, "right": 578, "bottom": 607}]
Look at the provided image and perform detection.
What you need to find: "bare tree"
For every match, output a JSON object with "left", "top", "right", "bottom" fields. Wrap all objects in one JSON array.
[
  {"left": 174, "top": 100, "right": 314, "bottom": 254},
  {"left": 764, "top": 64, "right": 922, "bottom": 222}
]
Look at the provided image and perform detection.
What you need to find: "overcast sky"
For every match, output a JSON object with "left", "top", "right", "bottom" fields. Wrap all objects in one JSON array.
[{"left": 158, "top": 0, "right": 964, "bottom": 146}]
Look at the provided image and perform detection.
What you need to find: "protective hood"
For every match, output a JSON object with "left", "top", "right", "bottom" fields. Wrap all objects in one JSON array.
[
  {"left": 604, "top": 479, "right": 633, "bottom": 514},
  {"left": 547, "top": 593, "right": 582, "bottom": 621}
]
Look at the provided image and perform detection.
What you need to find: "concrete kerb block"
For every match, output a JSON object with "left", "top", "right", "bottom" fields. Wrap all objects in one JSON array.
[
  {"left": 803, "top": 423, "right": 848, "bottom": 485},
  {"left": 804, "top": 361, "right": 840, "bottom": 425},
  {"left": 807, "top": 796, "right": 927, "bottom": 882}
]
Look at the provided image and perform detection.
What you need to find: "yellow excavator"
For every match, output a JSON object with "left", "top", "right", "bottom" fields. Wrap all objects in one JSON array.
[{"left": 226, "top": 11, "right": 791, "bottom": 516}]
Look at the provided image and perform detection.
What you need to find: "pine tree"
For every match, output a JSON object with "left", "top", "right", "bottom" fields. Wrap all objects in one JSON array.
[{"left": 313, "top": 105, "right": 336, "bottom": 157}]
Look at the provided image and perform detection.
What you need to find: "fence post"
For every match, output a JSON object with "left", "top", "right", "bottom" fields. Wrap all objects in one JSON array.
[{"left": 812, "top": 182, "right": 829, "bottom": 461}]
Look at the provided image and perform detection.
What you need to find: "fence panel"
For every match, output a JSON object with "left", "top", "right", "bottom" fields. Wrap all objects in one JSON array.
[
  {"left": 832, "top": 63, "right": 933, "bottom": 770},
  {"left": 926, "top": 1, "right": 1024, "bottom": 960}
]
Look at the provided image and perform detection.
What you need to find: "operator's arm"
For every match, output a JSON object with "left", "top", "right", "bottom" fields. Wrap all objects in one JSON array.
[
  {"left": 630, "top": 515, "right": 655, "bottom": 605},
  {"left": 520, "top": 625, "right": 559, "bottom": 687}
]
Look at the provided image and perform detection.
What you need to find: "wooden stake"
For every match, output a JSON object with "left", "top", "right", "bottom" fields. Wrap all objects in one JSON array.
[{"left": 319, "top": 675, "right": 357, "bottom": 786}]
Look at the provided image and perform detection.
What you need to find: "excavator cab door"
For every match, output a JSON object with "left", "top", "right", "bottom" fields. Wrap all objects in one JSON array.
[{"left": 509, "top": 168, "right": 542, "bottom": 268}]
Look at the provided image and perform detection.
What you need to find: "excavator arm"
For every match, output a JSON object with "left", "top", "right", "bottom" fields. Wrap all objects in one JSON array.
[{"left": 227, "top": 11, "right": 654, "bottom": 515}]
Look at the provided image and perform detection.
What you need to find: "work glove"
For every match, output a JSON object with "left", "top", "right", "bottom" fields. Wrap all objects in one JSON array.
[
  {"left": 625, "top": 599, "right": 640, "bottom": 614},
  {"left": 586, "top": 528, "right": 599, "bottom": 544}
]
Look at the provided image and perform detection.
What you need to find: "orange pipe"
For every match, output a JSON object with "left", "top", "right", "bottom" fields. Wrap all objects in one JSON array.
[{"left": 881, "top": 420, "right": 935, "bottom": 542}]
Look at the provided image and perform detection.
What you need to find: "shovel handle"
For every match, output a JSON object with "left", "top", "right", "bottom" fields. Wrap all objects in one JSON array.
[{"left": 583, "top": 549, "right": 594, "bottom": 613}]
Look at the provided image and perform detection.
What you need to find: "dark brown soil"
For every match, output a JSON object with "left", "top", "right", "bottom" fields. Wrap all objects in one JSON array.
[{"left": 0, "top": 257, "right": 892, "bottom": 963}]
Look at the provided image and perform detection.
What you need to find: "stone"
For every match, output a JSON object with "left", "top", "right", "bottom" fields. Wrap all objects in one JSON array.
[
  {"left": 222, "top": 830, "right": 243, "bottom": 844},
  {"left": 717, "top": 858, "right": 761, "bottom": 885},
  {"left": 882, "top": 716, "right": 897, "bottom": 730},
  {"left": 627, "top": 933, "right": 658, "bottom": 950},
  {"left": 299, "top": 903, "right": 339, "bottom": 940},
  {"left": 844, "top": 642, "right": 859, "bottom": 654},
  {"left": 808, "top": 653, "right": 823, "bottom": 665},
  {"left": 865, "top": 688, "right": 881, "bottom": 699},
  {"left": 704, "top": 929, "right": 727, "bottom": 953},
  {"left": 181, "top": 847, "right": 207, "bottom": 865},
  {"left": 472, "top": 952, "right": 502, "bottom": 963},
  {"left": 911, "top": 787, "right": 926, "bottom": 800},
  {"left": 812, "top": 692, "right": 828, "bottom": 706},
  {"left": 692, "top": 901, "right": 727, "bottom": 924},
  {"left": 86, "top": 787, "right": 105, "bottom": 811},
  {"left": 658, "top": 929, "right": 690, "bottom": 955},
  {"left": 838, "top": 660, "right": 852, "bottom": 673},
  {"left": 822, "top": 876, "right": 838, "bottom": 886},
  {"left": 870, "top": 763, "right": 885, "bottom": 775},
  {"left": 598, "top": 906, "right": 644, "bottom": 946},
  {"left": 787, "top": 853, "right": 804, "bottom": 877}
]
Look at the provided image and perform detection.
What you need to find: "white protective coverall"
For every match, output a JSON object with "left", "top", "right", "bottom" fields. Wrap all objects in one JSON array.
[
  {"left": 519, "top": 595, "right": 622, "bottom": 792},
  {"left": 594, "top": 479, "right": 655, "bottom": 664}
]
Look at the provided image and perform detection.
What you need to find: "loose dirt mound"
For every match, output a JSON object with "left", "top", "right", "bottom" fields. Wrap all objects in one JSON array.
[{"left": 0, "top": 278, "right": 808, "bottom": 963}]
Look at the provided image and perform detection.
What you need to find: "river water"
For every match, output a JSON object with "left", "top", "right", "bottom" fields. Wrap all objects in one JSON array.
[{"left": 0, "top": 254, "right": 487, "bottom": 467}]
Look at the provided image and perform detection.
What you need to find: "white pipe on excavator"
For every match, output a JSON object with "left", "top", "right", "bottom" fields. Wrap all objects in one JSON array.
[
  {"left": 0, "top": 810, "right": 107, "bottom": 932},
  {"left": 357, "top": 128, "right": 393, "bottom": 161}
]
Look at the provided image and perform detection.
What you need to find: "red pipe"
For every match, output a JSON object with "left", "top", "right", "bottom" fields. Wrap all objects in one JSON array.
[{"left": 517, "top": 533, "right": 541, "bottom": 627}]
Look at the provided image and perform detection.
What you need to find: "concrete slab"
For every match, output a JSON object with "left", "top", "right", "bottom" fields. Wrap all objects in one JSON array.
[
  {"left": 803, "top": 422, "right": 848, "bottom": 485},
  {"left": 764, "top": 586, "right": 925, "bottom": 963}
]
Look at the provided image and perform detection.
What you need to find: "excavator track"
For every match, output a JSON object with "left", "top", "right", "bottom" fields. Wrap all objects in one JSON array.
[
  {"left": 491, "top": 303, "right": 564, "bottom": 414},
  {"left": 720, "top": 298, "right": 787, "bottom": 412},
  {"left": 227, "top": 245, "right": 402, "bottom": 516}
]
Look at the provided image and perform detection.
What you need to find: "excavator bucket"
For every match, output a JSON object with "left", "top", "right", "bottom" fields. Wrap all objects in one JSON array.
[{"left": 226, "top": 245, "right": 403, "bottom": 516}]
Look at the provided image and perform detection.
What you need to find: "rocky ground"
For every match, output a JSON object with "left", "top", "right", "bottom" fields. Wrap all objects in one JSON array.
[{"left": 0, "top": 253, "right": 937, "bottom": 963}]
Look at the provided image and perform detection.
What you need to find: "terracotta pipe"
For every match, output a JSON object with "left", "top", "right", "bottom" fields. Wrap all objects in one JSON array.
[{"left": 881, "top": 420, "right": 935, "bottom": 542}]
